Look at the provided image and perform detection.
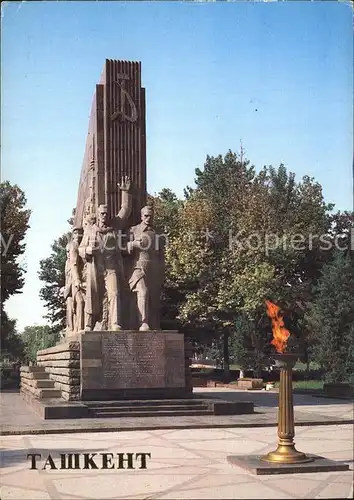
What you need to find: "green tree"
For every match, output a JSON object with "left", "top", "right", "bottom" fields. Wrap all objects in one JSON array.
[
  {"left": 327, "top": 210, "right": 354, "bottom": 253},
  {"left": 166, "top": 151, "right": 261, "bottom": 378},
  {"left": 38, "top": 233, "right": 69, "bottom": 333},
  {"left": 148, "top": 188, "right": 183, "bottom": 236},
  {"left": 0, "top": 181, "right": 31, "bottom": 349},
  {"left": 305, "top": 250, "right": 354, "bottom": 383},
  {"left": 229, "top": 313, "right": 274, "bottom": 376},
  {"left": 148, "top": 189, "right": 199, "bottom": 333},
  {"left": 165, "top": 150, "right": 334, "bottom": 378},
  {"left": 0, "top": 318, "right": 25, "bottom": 363},
  {"left": 22, "top": 325, "right": 59, "bottom": 364}
]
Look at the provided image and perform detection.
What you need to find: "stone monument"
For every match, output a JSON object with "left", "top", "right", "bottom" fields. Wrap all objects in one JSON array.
[
  {"left": 21, "top": 59, "right": 192, "bottom": 404},
  {"left": 20, "top": 59, "right": 254, "bottom": 417}
]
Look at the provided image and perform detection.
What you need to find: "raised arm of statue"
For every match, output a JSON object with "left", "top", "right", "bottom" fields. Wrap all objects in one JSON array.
[{"left": 116, "top": 176, "right": 132, "bottom": 224}]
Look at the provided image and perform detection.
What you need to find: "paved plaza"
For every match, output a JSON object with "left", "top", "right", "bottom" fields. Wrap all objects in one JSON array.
[
  {"left": 1, "top": 388, "right": 353, "bottom": 499},
  {"left": 1, "top": 424, "right": 353, "bottom": 499},
  {"left": 1, "top": 388, "right": 353, "bottom": 435}
]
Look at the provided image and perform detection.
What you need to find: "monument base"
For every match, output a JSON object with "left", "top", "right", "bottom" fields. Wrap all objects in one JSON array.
[
  {"left": 20, "top": 330, "right": 255, "bottom": 419},
  {"left": 21, "top": 330, "right": 193, "bottom": 402}
]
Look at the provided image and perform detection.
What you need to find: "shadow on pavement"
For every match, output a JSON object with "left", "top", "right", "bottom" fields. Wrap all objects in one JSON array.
[{"left": 194, "top": 389, "right": 353, "bottom": 407}]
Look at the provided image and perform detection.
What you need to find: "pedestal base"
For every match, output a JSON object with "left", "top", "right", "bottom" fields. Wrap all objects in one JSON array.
[
  {"left": 261, "top": 444, "right": 314, "bottom": 464},
  {"left": 21, "top": 330, "right": 254, "bottom": 419},
  {"left": 227, "top": 454, "right": 350, "bottom": 475}
]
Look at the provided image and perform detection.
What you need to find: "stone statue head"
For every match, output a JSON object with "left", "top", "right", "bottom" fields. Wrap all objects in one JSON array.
[
  {"left": 71, "top": 226, "right": 83, "bottom": 245},
  {"left": 83, "top": 198, "right": 95, "bottom": 228},
  {"left": 97, "top": 204, "right": 108, "bottom": 226},
  {"left": 141, "top": 205, "right": 154, "bottom": 227},
  {"left": 87, "top": 213, "right": 96, "bottom": 225}
]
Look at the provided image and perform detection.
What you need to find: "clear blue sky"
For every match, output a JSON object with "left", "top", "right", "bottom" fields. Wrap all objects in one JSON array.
[{"left": 2, "top": 1, "right": 353, "bottom": 331}]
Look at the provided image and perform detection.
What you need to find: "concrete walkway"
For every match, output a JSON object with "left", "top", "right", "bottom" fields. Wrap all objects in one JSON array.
[
  {"left": 1, "top": 424, "right": 353, "bottom": 499},
  {"left": 1, "top": 388, "right": 353, "bottom": 435},
  {"left": 1, "top": 389, "right": 353, "bottom": 499}
]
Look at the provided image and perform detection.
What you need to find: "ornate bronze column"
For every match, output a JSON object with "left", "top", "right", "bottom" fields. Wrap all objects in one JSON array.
[{"left": 261, "top": 353, "right": 313, "bottom": 464}]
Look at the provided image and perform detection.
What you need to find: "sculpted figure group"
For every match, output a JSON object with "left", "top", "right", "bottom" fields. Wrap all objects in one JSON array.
[{"left": 62, "top": 178, "right": 164, "bottom": 334}]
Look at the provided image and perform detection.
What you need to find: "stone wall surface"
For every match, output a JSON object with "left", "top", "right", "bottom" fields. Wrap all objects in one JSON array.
[
  {"left": 36, "top": 341, "right": 81, "bottom": 401},
  {"left": 81, "top": 331, "right": 184, "bottom": 389},
  {"left": 80, "top": 330, "right": 192, "bottom": 400}
]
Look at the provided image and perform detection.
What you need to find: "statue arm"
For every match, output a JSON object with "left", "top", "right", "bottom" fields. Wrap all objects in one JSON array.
[
  {"left": 78, "top": 237, "right": 86, "bottom": 260},
  {"left": 126, "top": 228, "right": 142, "bottom": 254},
  {"left": 62, "top": 262, "right": 72, "bottom": 299},
  {"left": 70, "top": 246, "right": 82, "bottom": 286},
  {"left": 115, "top": 190, "right": 132, "bottom": 224},
  {"left": 79, "top": 232, "right": 90, "bottom": 259},
  {"left": 115, "top": 176, "right": 132, "bottom": 225}
]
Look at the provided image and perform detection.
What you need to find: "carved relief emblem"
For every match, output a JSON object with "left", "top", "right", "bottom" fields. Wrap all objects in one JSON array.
[{"left": 111, "top": 74, "right": 138, "bottom": 123}]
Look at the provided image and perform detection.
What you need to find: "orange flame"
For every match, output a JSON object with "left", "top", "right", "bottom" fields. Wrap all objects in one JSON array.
[{"left": 265, "top": 300, "right": 290, "bottom": 353}]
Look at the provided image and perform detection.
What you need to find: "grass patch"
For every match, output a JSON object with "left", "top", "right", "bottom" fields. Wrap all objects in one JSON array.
[{"left": 275, "top": 379, "right": 324, "bottom": 390}]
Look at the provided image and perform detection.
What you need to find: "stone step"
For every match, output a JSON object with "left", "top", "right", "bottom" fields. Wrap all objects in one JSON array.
[
  {"left": 28, "top": 372, "right": 50, "bottom": 380},
  {"left": 91, "top": 409, "right": 214, "bottom": 418},
  {"left": 33, "top": 372, "right": 50, "bottom": 380},
  {"left": 21, "top": 365, "right": 47, "bottom": 373},
  {"left": 20, "top": 384, "right": 61, "bottom": 400},
  {"left": 85, "top": 399, "right": 201, "bottom": 408},
  {"left": 35, "top": 380, "right": 56, "bottom": 389},
  {"left": 38, "top": 388, "right": 62, "bottom": 398},
  {"left": 20, "top": 377, "right": 55, "bottom": 389},
  {"left": 89, "top": 403, "right": 208, "bottom": 413}
]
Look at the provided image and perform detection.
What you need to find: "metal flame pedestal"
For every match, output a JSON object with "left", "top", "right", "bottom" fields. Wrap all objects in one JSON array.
[
  {"left": 261, "top": 353, "right": 313, "bottom": 464},
  {"left": 227, "top": 353, "right": 350, "bottom": 475}
]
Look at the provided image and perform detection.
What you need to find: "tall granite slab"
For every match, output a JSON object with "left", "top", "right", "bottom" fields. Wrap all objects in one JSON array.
[
  {"left": 80, "top": 331, "right": 189, "bottom": 400},
  {"left": 74, "top": 59, "right": 146, "bottom": 228}
]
